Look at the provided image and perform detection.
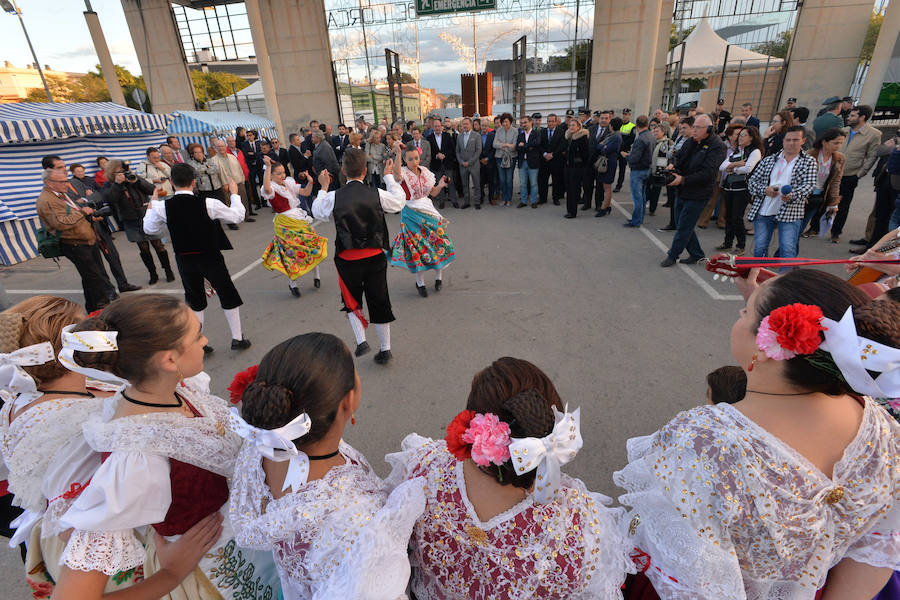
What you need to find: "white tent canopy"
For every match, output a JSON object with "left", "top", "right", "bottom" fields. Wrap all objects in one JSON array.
[{"left": 676, "top": 17, "right": 784, "bottom": 76}]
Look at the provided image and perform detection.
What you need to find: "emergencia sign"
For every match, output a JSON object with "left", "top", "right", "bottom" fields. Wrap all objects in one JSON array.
[{"left": 415, "top": 0, "right": 496, "bottom": 16}]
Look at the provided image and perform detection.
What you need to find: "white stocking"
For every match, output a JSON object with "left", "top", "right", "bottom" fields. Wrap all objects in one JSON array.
[
  {"left": 289, "top": 280, "right": 298, "bottom": 289},
  {"left": 415, "top": 272, "right": 425, "bottom": 287},
  {"left": 193, "top": 310, "right": 205, "bottom": 329},
  {"left": 435, "top": 268, "right": 443, "bottom": 281},
  {"left": 375, "top": 323, "right": 391, "bottom": 351},
  {"left": 348, "top": 313, "right": 366, "bottom": 345},
  {"left": 224, "top": 308, "right": 242, "bottom": 340},
  {"left": 314, "top": 265, "right": 321, "bottom": 279}
]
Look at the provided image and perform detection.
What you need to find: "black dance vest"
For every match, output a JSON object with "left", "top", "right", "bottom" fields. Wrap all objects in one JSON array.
[
  {"left": 165, "top": 193, "right": 232, "bottom": 254},
  {"left": 332, "top": 181, "right": 390, "bottom": 254}
]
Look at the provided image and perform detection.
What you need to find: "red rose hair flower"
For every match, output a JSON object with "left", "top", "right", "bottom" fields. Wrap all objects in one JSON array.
[
  {"left": 445, "top": 410, "right": 476, "bottom": 461},
  {"left": 227, "top": 365, "right": 258, "bottom": 404}
]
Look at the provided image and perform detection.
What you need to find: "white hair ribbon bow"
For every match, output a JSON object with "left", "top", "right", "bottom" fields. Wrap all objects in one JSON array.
[
  {"left": 56, "top": 324, "right": 126, "bottom": 385},
  {"left": 0, "top": 342, "right": 56, "bottom": 411},
  {"left": 820, "top": 307, "right": 900, "bottom": 399},
  {"left": 508, "top": 406, "right": 583, "bottom": 503},
  {"left": 228, "top": 407, "right": 313, "bottom": 492}
]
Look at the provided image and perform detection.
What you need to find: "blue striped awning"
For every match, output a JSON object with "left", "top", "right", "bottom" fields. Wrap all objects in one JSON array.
[
  {"left": 0, "top": 102, "right": 169, "bottom": 144},
  {"left": 167, "top": 110, "right": 277, "bottom": 145},
  {"left": 0, "top": 132, "right": 168, "bottom": 224},
  {"left": 0, "top": 217, "right": 40, "bottom": 266}
]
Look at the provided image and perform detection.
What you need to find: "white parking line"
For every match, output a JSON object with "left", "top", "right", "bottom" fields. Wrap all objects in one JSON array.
[{"left": 610, "top": 199, "right": 743, "bottom": 302}]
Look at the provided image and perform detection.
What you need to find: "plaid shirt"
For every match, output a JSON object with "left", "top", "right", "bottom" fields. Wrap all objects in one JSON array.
[{"left": 746, "top": 150, "right": 817, "bottom": 222}]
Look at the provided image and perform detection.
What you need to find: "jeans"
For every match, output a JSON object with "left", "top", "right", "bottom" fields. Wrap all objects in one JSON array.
[
  {"left": 518, "top": 164, "right": 539, "bottom": 205},
  {"left": 628, "top": 169, "right": 650, "bottom": 225},
  {"left": 752, "top": 214, "right": 803, "bottom": 262},
  {"left": 667, "top": 198, "right": 706, "bottom": 260},
  {"left": 496, "top": 159, "right": 515, "bottom": 204}
]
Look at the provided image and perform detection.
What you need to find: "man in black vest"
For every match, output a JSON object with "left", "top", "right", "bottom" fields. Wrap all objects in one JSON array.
[
  {"left": 143, "top": 163, "right": 251, "bottom": 352},
  {"left": 311, "top": 148, "right": 406, "bottom": 364}
]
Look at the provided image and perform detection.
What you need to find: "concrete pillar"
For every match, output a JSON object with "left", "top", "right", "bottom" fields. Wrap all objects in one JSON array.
[
  {"left": 244, "top": 0, "right": 285, "bottom": 142},
  {"left": 248, "top": 0, "right": 340, "bottom": 136},
  {"left": 859, "top": 1, "right": 900, "bottom": 107},
  {"left": 778, "top": 0, "right": 871, "bottom": 109},
  {"left": 589, "top": 0, "right": 673, "bottom": 115},
  {"left": 120, "top": 0, "right": 195, "bottom": 113},
  {"left": 83, "top": 10, "right": 127, "bottom": 107}
]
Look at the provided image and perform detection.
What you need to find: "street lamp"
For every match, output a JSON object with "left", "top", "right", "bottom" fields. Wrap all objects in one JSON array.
[{"left": 1, "top": 0, "right": 53, "bottom": 102}]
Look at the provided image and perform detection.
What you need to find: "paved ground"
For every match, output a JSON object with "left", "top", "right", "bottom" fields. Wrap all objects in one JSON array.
[{"left": 0, "top": 175, "right": 876, "bottom": 597}]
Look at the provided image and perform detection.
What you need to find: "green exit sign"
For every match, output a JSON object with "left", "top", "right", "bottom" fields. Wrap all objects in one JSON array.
[{"left": 416, "top": 0, "right": 496, "bottom": 16}]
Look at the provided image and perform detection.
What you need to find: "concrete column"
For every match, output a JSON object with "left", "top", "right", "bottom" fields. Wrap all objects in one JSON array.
[
  {"left": 589, "top": 0, "right": 673, "bottom": 115},
  {"left": 120, "top": 0, "right": 195, "bottom": 113},
  {"left": 778, "top": 0, "right": 871, "bottom": 109},
  {"left": 249, "top": 0, "right": 340, "bottom": 136},
  {"left": 83, "top": 10, "right": 127, "bottom": 107},
  {"left": 859, "top": 1, "right": 900, "bottom": 107},
  {"left": 244, "top": 0, "right": 285, "bottom": 142}
]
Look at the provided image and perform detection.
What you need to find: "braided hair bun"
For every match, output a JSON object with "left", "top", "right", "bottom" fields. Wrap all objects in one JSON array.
[
  {"left": 2, "top": 296, "right": 83, "bottom": 386},
  {"left": 854, "top": 300, "right": 900, "bottom": 351}
]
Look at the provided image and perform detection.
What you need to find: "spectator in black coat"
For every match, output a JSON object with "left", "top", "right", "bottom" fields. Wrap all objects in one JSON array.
[
  {"left": 241, "top": 130, "right": 264, "bottom": 208},
  {"left": 563, "top": 119, "right": 590, "bottom": 219},
  {"left": 540, "top": 113, "right": 567, "bottom": 205},
  {"left": 427, "top": 119, "right": 457, "bottom": 209}
]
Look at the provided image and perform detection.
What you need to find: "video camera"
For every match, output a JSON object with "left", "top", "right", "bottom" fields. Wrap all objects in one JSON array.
[
  {"left": 81, "top": 196, "right": 113, "bottom": 219},
  {"left": 649, "top": 168, "right": 678, "bottom": 188},
  {"left": 122, "top": 160, "right": 138, "bottom": 182}
]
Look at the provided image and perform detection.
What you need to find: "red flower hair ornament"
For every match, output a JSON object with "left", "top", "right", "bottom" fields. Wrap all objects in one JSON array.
[
  {"left": 756, "top": 303, "right": 826, "bottom": 360},
  {"left": 228, "top": 365, "right": 258, "bottom": 404}
]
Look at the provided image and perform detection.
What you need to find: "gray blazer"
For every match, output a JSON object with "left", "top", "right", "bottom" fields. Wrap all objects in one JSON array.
[
  {"left": 408, "top": 137, "right": 430, "bottom": 167},
  {"left": 455, "top": 130, "right": 483, "bottom": 167},
  {"left": 313, "top": 140, "right": 340, "bottom": 176}
]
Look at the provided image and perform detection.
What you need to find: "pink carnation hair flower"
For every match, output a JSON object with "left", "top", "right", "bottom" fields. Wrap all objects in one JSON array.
[
  {"left": 756, "top": 316, "right": 796, "bottom": 360},
  {"left": 461, "top": 413, "right": 511, "bottom": 467}
]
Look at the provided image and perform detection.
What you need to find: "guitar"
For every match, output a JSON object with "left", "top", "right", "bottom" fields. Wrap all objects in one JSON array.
[
  {"left": 704, "top": 253, "right": 777, "bottom": 282},
  {"left": 847, "top": 238, "right": 900, "bottom": 285}
]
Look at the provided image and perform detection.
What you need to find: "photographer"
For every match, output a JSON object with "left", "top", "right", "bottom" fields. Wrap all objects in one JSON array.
[
  {"left": 35, "top": 169, "right": 117, "bottom": 312},
  {"left": 661, "top": 114, "right": 728, "bottom": 267},
  {"left": 100, "top": 159, "right": 175, "bottom": 285}
]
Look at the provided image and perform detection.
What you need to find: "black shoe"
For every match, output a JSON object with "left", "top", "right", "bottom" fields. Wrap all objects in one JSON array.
[
  {"left": 531, "top": 203, "right": 538, "bottom": 209},
  {"left": 374, "top": 350, "right": 392, "bottom": 365},
  {"left": 119, "top": 283, "right": 142, "bottom": 292},
  {"left": 245, "top": 217, "right": 256, "bottom": 223},
  {"left": 517, "top": 202, "right": 527, "bottom": 208},
  {"left": 460, "top": 203, "right": 470, "bottom": 209},
  {"left": 203, "top": 345, "right": 214, "bottom": 354},
  {"left": 679, "top": 255, "right": 703, "bottom": 264},
  {"left": 849, "top": 238, "right": 869, "bottom": 246},
  {"left": 613, "top": 186, "right": 622, "bottom": 193},
  {"left": 581, "top": 205, "right": 591, "bottom": 211},
  {"left": 164, "top": 269, "right": 176, "bottom": 282},
  {"left": 552, "top": 200, "right": 560, "bottom": 205},
  {"left": 661, "top": 202, "right": 672, "bottom": 208},
  {"left": 475, "top": 204, "right": 482, "bottom": 210},
  {"left": 227, "top": 224, "right": 239, "bottom": 230},
  {"left": 231, "top": 338, "right": 252, "bottom": 350},
  {"left": 452, "top": 202, "right": 460, "bottom": 209},
  {"left": 416, "top": 284, "right": 428, "bottom": 298},
  {"left": 290, "top": 285, "right": 301, "bottom": 297},
  {"left": 355, "top": 341, "right": 371, "bottom": 357},
  {"left": 849, "top": 247, "right": 866, "bottom": 255},
  {"left": 564, "top": 213, "right": 576, "bottom": 219},
  {"left": 148, "top": 272, "right": 159, "bottom": 286},
  {"left": 715, "top": 243, "right": 733, "bottom": 251},
  {"left": 623, "top": 222, "right": 639, "bottom": 228},
  {"left": 658, "top": 225, "right": 676, "bottom": 231},
  {"left": 434, "top": 279, "right": 442, "bottom": 292},
  {"left": 660, "top": 257, "right": 676, "bottom": 267},
  {"left": 594, "top": 208, "right": 611, "bottom": 217},
  {"left": 438, "top": 201, "right": 445, "bottom": 209},
  {"left": 314, "top": 278, "right": 321, "bottom": 288}
]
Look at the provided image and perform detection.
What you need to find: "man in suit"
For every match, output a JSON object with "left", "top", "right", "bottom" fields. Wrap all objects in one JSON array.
[
  {"left": 455, "top": 117, "right": 483, "bottom": 209},
  {"left": 241, "top": 130, "right": 264, "bottom": 209},
  {"left": 479, "top": 118, "right": 498, "bottom": 205},
  {"left": 586, "top": 110, "right": 613, "bottom": 210},
  {"left": 740, "top": 102, "right": 760, "bottom": 129},
  {"left": 301, "top": 121, "right": 319, "bottom": 155},
  {"left": 403, "top": 120, "right": 417, "bottom": 144},
  {"left": 143, "top": 163, "right": 250, "bottom": 350},
  {"left": 260, "top": 141, "right": 281, "bottom": 171},
  {"left": 288, "top": 133, "right": 310, "bottom": 179},
  {"left": 165, "top": 136, "right": 189, "bottom": 163},
  {"left": 312, "top": 129, "right": 340, "bottom": 192},
  {"left": 539, "top": 113, "right": 566, "bottom": 205},
  {"left": 334, "top": 124, "right": 350, "bottom": 163},
  {"left": 427, "top": 119, "right": 457, "bottom": 209},
  {"left": 409, "top": 127, "right": 430, "bottom": 169},
  {"left": 271, "top": 137, "right": 290, "bottom": 176}
]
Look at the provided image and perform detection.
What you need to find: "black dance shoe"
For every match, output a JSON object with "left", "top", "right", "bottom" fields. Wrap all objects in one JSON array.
[
  {"left": 417, "top": 285, "right": 428, "bottom": 298},
  {"left": 290, "top": 286, "right": 301, "bottom": 298},
  {"left": 374, "top": 350, "right": 392, "bottom": 365},
  {"left": 355, "top": 341, "right": 370, "bottom": 357},
  {"left": 434, "top": 279, "right": 443, "bottom": 292},
  {"left": 231, "top": 338, "right": 252, "bottom": 350},
  {"left": 203, "top": 345, "right": 215, "bottom": 354},
  {"left": 314, "top": 278, "right": 321, "bottom": 288}
]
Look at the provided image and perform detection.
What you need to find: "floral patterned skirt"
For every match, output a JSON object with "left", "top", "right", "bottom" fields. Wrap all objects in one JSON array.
[
  {"left": 261, "top": 215, "right": 328, "bottom": 280},
  {"left": 390, "top": 206, "right": 456, "bottom": 273}
]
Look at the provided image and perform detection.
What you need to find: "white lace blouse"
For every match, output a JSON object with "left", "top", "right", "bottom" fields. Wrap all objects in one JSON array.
[
  {"left": 400, "top": 166, "right": 442, "bottom": 218},
  {"left": 229, "top": 440, "right": 425, "bottom": 600},
  {"left": 59, "top": 383, "right": 240, "bottom": 576},
  {"left": 0, "top": 391, "right": 106, "bottom": 541},
  {"left": 614, "top": 399, "right": 900, "bottom": 600},
  {"left": 385, "top": 434, "right": 632, "bottom": 600},
  {"left": 260, "top": 177, "right": 313, "bottom": 222}
]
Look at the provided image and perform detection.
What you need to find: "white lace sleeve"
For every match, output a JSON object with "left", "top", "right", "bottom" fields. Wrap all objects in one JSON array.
[
  {"left": 384, "top": 433, "right": 435, "bottom": 489},
  {"left": 62, "top": 528, "right": 146, "bottom": 575},
  {"left": 615, "top": 427, "right": 746, "bottom": 600},
  {"left": 319, "top": 477, "right": 427, "bottom": 599},
  {"left": 845, "top": 501, "right": 900, "bottom": 569}
]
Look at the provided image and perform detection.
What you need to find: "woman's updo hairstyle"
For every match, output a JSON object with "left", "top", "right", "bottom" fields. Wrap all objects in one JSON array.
[
  {"left": 71, "top": 294, "right": 191, "bottom": 384},
  {"left": 754, "top": 269, "right": 869, "bottom": 394},
  {"left": 852, "top": 299, "right": 900, "bottom": 351},
  {"left": 241, "top": 333, "right": 355, "bottom": 446},
  {"left": 1, "top": 296, "right": 83, "bottom": 386},
  {"left": 466, "top": 357, "right": 563, "bottom": 489}
]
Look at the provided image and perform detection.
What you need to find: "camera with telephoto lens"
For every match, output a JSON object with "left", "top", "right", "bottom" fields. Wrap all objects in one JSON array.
[
  {"left": 81, "top": 196, "right": 113, "bottom": 219},
  {"left": 122, "top": 160, "right": 137, "bottom": 182},
  {"left": 649, "top": 168, "right": 678, "bottom": 188}
]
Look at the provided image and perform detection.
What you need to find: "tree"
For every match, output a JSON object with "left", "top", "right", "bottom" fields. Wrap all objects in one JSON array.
[
  {"left": 752, "top": 30, "right": 792, "bottom": 59},
  {"left": 397, "top": 72, "right": 416, "bottom": 84},
  {"left": 78, "top": 64, "right": 151, "bottom": 111},
  {"left": 552, "top": 40, "right": 592, "bottom": 73},
  {"left": 860, "top": 12, "right": 883, "bottom": 64},
  {"left": 191, "top": 71, "right": 250, "bottom": 109},
  {"left": 670, "top": 23, "right": 696, "bottom": 51},
  {"left": 24, "top": 74, "right": 81, "bottom": 102}
]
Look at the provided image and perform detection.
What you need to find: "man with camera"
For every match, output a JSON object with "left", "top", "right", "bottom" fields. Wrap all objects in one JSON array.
[
  {"left": 661, "top": 114, "right": 728, "bottom": 267},
  {"left": 36, "top": 169, "right": 118, "bottom": 312}
]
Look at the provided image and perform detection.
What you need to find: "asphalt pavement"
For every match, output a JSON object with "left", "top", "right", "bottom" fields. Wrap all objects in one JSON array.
[{"left": 0, "top": 176, "right": 876, "bottom": 598}]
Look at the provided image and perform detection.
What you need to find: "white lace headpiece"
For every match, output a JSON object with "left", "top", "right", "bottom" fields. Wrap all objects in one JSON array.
[
  {"left": 229, "top": 407, "right": 313, "bottom": 492},
  {"left": 819, "top": 307, "right": 900, "bottom": 398},
  {"left": 508, "top": 405, "right": 583, "bottom": 503},
  {"left": 0, "top": 342, "right": 56, "bottom": 411},
  {"left": 57, "top": 324, "right": 127, "bottom": 385}
]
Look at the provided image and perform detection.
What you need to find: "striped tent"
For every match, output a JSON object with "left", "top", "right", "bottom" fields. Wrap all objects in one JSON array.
[
  {"left": 167, "top": 110, "right": 278, "bottom": 150},
  {"left": 0, "top": 103, "right": 169, "bottom": 266}
]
